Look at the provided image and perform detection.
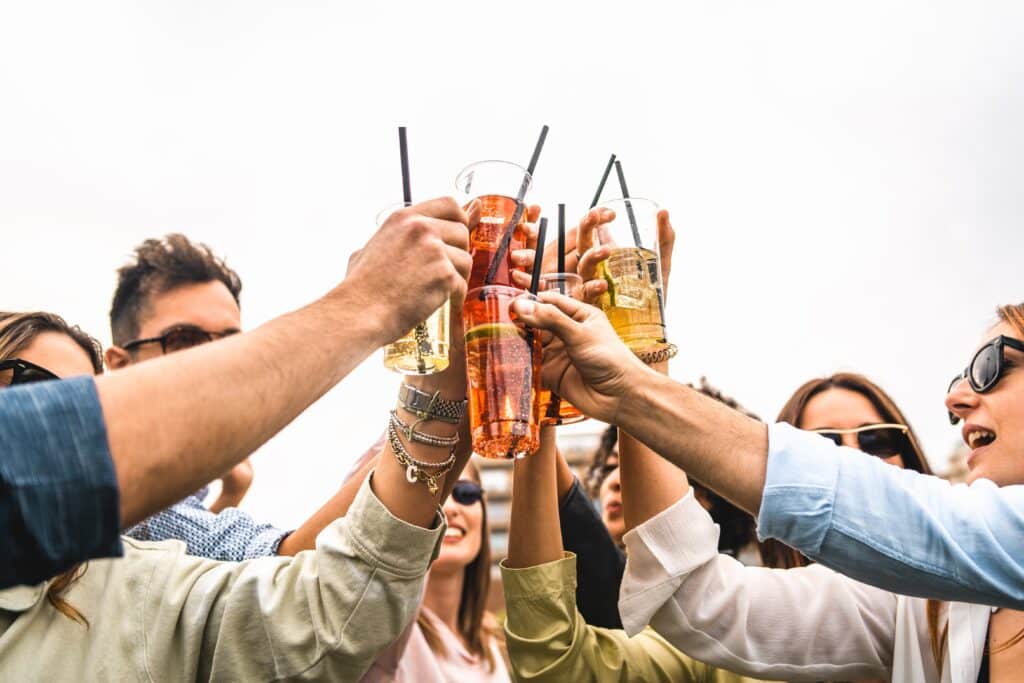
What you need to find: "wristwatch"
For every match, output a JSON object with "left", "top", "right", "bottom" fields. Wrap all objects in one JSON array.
[{"left": 398, "top": 384, "right": 467, "bottom": 424}]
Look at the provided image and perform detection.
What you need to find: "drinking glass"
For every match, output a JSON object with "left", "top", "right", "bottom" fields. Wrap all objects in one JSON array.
[
  {"left": 594, "top": 197, "right": 669, "bottom": 353},
  {"left": 378, "top": 203, "right": 451, "bottom": 375},
  {"left": 463, "top": 285, "right": 541, "bottom": 458},
  {"left": 537, "top": 273, "right": 586, "bottom": 426}
]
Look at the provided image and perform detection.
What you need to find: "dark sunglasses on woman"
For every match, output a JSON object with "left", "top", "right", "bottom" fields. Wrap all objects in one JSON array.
[
  {"left": 121, "top": 324, "right": 239, "bottom": 355},
  {"left": 812, "top": 423, "right": 911, "bottom": 459},
  {"left": 947, "top": 334, "right": 1024, "bottom": 425},
  {"left": 0, "top": 358, "right": 59, "bottom": 387},
  {"left": 451, "top": 479, "right": 484, "bottom": 506}
]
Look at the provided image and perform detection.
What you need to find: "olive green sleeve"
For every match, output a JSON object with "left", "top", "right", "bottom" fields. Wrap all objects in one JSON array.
[{"left": 502, "top": 552, "right": 710, "bottom": 683}]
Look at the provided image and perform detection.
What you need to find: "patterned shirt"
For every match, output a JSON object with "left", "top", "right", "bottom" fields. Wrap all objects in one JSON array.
[{"left": 126, "top": 486, "right": 291, "bottom": 561}]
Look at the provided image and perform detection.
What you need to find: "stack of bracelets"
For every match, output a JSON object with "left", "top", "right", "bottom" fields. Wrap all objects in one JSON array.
[{"left": 388, "top": 384, "right": 467, "bottom": 495}]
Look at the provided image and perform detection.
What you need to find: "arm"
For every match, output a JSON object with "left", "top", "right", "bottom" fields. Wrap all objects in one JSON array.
[
  {"left": 208, "top": 459, "right": 253, "bottom": 513},
  {"left": 758, "top": 422, "right": 1024, "bottom": 609},
  {"left": 502, "top": 555, "right": 713, "bottom": 683},
  {"left": 619, "top": 491, "right": 896, "bottom": 681},
  {"left": 100, "top": 197, "right": 474, "bottom": 529},
  {"left": 503, "top": 428, "right": 707, "bottom": 682},
  {"left": 140, "top": 475, "right": 445, "bottom": 681},
  {"left": 557, "top": 474, "right": 626, "bottom": 629},
  {"left": 618, "top": 360, "right": 690, "bottom": 533}
]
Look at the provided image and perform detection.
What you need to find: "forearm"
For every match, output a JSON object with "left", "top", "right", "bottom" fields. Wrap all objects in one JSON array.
[
  {"left": 99, "top": 282, "right": 387, "bottom": 528},
  {"left": 507, "top": 426, "right": 563, "bottom": 568},
  {"left": 372, "top": 313, "right": 470, "bottom": 528},
  {"left": 277, "top": 453, "right": 380, "bottom": 556},
  {"left": 617, "top": 370, "right": 768, "bottom": 514}
]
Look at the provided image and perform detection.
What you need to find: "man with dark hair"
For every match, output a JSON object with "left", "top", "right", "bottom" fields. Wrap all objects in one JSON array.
[{"left": 105, "top": 233, "right": 359, "bottom": 560}]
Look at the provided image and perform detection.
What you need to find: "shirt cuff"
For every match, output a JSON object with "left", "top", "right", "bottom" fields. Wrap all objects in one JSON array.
[
  {"left": 619, "top": 490, "right": 718, "bottom": 635},
  {"left": 345, "top": 472, "right": 445, "bottom": 577},
  {"left": 0, "top": 377, "right": 122, "bottom": 588},
  {"left": 501, "top": 552, "right": 577, "bottom": 601},
  {"left": 756, "top": 422, "right": 842, "bottom": 555}
]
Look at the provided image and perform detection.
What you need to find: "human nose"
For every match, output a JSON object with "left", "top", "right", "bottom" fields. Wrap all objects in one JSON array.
[{"left": 945, "top": 376, "right": 979, "bottom": 424}]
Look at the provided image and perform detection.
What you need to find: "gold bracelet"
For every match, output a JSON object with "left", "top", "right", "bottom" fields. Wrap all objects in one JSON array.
[
  {"left": 385, "top": 418, "right": 455, "bottom": 495},
  {"left": 635, "top": 343, "right": 679, "bottom": 365}
]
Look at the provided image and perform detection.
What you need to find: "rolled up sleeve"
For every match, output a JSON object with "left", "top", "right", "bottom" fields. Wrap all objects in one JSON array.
[
  {"left": 0, "top": 377, "right": 121, "bottom": 588},
  {"left": 757, "top": 422, "right": 1024, "bottom": 609}
]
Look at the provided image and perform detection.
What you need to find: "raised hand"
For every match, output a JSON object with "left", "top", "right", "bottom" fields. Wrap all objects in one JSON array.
[
  {"left": 345, "top": 197, "right": 478, "bottom": 344},
  {"left": 510, "top": 291, "right": 650, "bottom": 424}
]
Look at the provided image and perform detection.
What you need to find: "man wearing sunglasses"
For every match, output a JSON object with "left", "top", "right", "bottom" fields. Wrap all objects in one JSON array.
[
  {"left": 511, "top": 292, "right": 1024, "bottom": 611},
  {"left": 1, "top": 196, "right": 476, "bottom": 591}
]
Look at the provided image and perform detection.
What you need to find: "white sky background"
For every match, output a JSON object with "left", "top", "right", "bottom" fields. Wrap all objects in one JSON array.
[{"left": 2, "top": 1, "right": 1022, "bottom": 527}]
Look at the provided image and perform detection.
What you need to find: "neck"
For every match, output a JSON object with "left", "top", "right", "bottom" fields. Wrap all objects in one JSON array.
[{"left": 423, "top": 565, "right": 465, "bottom": 635}]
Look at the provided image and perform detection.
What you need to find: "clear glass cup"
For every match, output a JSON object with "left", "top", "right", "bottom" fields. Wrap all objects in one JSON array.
[
  {"left": 537, "top": 273, "right": 586, "bottom": 426},
  {"left": 463, "top": 285, "right": 542, "bottom": 459},
  {"left": 594, "top": 197, "right": 669, "bottom": 353},
  {"left": 378, "top": 203, "right": 451, "bottom": 375},
  {"left": 455, "top": 160, "right": 533, "bottom": 291}
]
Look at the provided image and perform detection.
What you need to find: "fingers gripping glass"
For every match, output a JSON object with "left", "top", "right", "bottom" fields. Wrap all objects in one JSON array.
[
  {"left": 0, "top": 358, "right": 60, "bottom": 387},
  {"left": 946, "top": 335, "right": 1024, "bottom": 425},
  {"left": 451, "top": 480, "right": 484, "bottom": 506},
  {"left": 122, "top": 325, "right": 238, "bottom": 354},
  {"left": 812, "top": 423, "right": 911, "bottom": 459}
]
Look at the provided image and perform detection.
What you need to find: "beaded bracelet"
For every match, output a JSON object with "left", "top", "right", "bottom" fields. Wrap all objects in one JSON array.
[
  {"left": 389, "top": 410, "right": 459, "bottom": 448},
  {"left": 385, "top": 418, "right": 456, "bottom": 495},
  {"left": 635, "top": 343, "right": 679, "bottom": 365}
]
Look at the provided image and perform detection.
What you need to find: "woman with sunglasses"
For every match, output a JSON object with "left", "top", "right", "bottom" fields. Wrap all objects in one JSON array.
[
  {"left": 362, "top": 460, "right": 510, "bottom": 682},
  {"left": 616, "top": 304, "right": 1024, "bottom": 681},
  {"left": 758, "top": 372, "right": 932, "bottom": 568}
]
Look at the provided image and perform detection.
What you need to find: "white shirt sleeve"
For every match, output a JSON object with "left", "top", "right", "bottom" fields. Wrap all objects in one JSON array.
[{"left": 619, "top": 490, "right": 897, "bottom": 682}]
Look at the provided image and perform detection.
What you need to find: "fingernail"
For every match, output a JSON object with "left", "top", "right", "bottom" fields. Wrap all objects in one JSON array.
[{"left": 513, "top": 299, "right": 535, "bottom": 316}]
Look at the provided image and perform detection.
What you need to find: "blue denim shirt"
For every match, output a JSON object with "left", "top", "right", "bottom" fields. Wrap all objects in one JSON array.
[
  {"left": 126, "top": 488, "right": 290, "bottom": 561},
  {"left": 758, "top": 422, "right": 1024, "bottom": 609},
  {"left": 0, "top": 377, "right": 122, "bottom": 588}
]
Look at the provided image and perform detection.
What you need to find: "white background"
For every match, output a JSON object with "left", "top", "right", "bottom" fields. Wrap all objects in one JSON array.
[{"left": 2, "top": 1, "right": 1021, "bottom": 527}]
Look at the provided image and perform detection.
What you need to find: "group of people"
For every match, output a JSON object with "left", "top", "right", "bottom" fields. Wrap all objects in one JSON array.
[{"left": 1, "top": 195, "right": 1021, "bottom": 682}]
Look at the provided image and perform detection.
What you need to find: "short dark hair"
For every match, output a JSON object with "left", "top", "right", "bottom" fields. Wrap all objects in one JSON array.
[{"left": 109, "top": 234, "right": 242, "bottom": 345}]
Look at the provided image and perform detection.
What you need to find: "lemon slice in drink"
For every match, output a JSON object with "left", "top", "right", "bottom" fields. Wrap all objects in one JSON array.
[
  {"left": 597, "top": 260, "right": 618, "bottom": 307},
  {"left": 465, "top": 322, "right": 526, "bottom": 345}
]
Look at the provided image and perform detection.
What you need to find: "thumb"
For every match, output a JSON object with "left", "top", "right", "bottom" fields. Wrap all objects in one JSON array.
[{"left": 511, "top": 292, "right": 589, "bottom": 343}]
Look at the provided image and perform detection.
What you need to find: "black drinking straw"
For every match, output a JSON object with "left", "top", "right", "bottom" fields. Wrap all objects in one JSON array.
[
  {"left": 556, "top": 203, "right": 566, "bottom": 291},
  {"left": 614, "top": 160, "right": 644, "bottom": 249},
  {"left": 484, "top": 125, "right": 549, "bottom": 286},
  {"left": 590, "top": 154, "right": 617, "bottom": 209},
  {"left": 399, "top": 127, "right": 412, "bottom": 205},
  {"left": 529, "top": 217, "right": 548, "bottom": 294},
  {"left": 398, "top": 126, "right": 428, "bottom": 373}
]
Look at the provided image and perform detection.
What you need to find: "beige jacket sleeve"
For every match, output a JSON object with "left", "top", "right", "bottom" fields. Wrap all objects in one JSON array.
[
  {"left": 141, "top": 473, "right": 444, "bottom": 681},
  {"left": 502, "top": 553, "right": 767, "bottom": 683},
  {"left": 619, "top": 490, "right": 897, "bottom": 682}
]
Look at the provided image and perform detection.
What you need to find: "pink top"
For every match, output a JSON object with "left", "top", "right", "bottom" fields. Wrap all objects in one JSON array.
[{"left": 361, "top": 607, "right": 510, "bottom": 683}]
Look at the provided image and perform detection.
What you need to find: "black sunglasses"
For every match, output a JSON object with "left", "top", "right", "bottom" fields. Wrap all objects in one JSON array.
[
  {"left": 0, "top": 358, "right": 60, "bottom": 387},
  {"left": 947, "top": 335, "right": 1024, "bottom": 425},
  {"left": 812, "top": 423, "right": 911, "bottom": 460},
  {"left": 451, "top": 479, "right": 484, "bottom": 506},
  {"left": 122, "top": 324, "right": 238, "bottom": 355}
]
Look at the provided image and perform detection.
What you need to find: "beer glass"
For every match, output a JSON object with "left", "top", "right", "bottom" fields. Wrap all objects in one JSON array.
[{"left": 594, "top": 198, "right": 669, "bottom": 353}]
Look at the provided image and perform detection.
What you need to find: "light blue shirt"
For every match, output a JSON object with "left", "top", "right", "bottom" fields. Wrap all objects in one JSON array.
[{"left": 757, "top": 422, "right": 1024, "bottom": 609}]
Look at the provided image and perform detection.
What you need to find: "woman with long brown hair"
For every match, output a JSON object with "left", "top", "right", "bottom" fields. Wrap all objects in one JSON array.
[
  {"left": 618, "top": 303, "right": 1024, "bottom": 682},
  {"left": 362, "top": 459, "right": 510, "bottom": 682}
]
